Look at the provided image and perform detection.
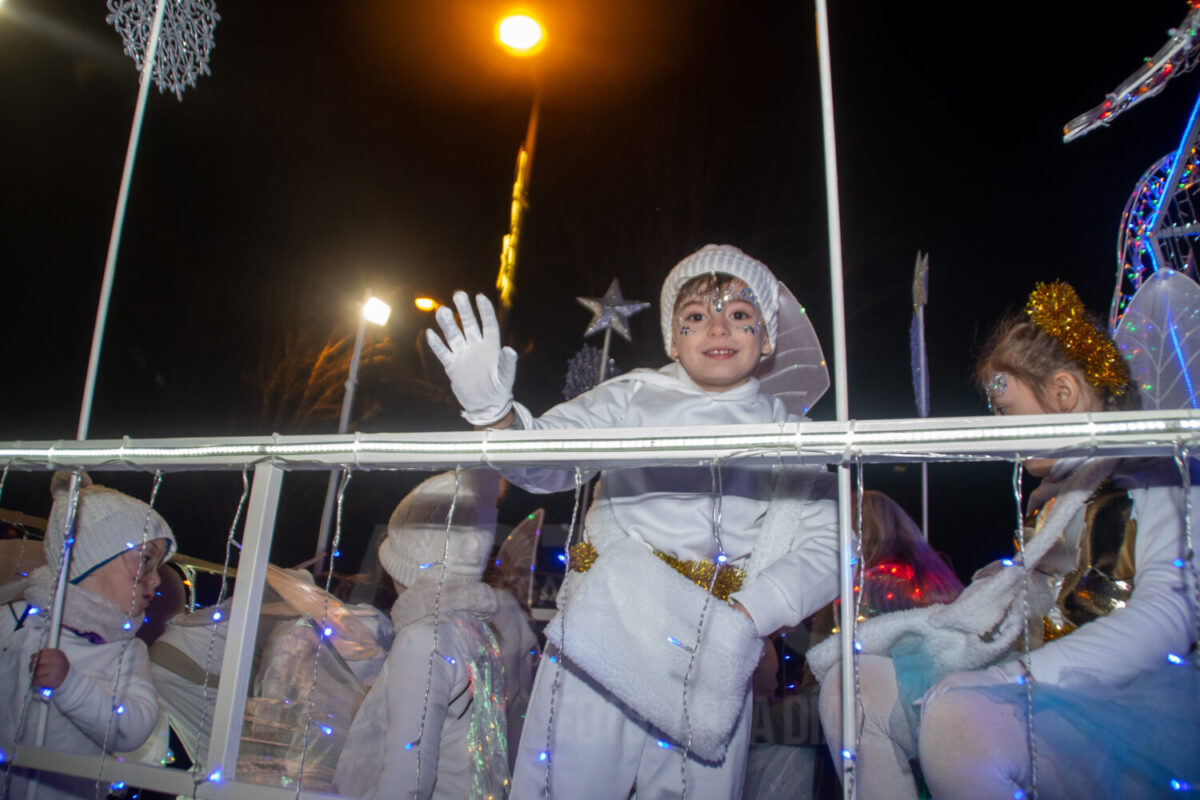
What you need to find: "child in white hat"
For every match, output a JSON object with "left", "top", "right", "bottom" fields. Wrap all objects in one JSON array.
[
  {"left": 427, "top": 244, "right": 840, "bottom": 799},
  {"left": 0, "top": 472, "right": 176, "bottom": 799},
  {"left": 334, "top": 470, "right": 511, "bottom": 800}
]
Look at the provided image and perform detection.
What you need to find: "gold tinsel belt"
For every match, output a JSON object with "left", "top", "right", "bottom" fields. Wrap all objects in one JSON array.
[{"left": 567, "top": 541, "right": 746, "bottom": 602}]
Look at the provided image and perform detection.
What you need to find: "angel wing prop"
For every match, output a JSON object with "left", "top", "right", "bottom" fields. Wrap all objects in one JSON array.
[
  {"left": 494, "top": 508, "right": 546, "bottom": 610},
  {"left": 753, "top": 282, "right": 830, "bottom": 417},
  {"left": 1113, "top": 268, "right": 1200, "bottom": 410}
]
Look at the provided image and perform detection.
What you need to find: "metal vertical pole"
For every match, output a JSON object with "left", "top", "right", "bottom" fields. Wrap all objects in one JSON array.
[
  {"left": 812, "top": 0, "right": 857, "bottom": 796},
  {"left": 315, "top": 295, "right": 370, "bottom": 563},
  {"left": 77, "top": 0, "right": 168, "bottom": 442},
  {"left": 204, "top": 462, "right": 283, "bottom": 783}
]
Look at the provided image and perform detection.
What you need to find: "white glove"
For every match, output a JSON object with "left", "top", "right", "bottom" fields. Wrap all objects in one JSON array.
[{"left": 425, "top": 291, "right": 518, "bottom": 426}]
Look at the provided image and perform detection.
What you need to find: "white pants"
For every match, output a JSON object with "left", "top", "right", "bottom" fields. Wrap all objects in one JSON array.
[
  {"left": 511, "top": 649, "right": 753, "bottom": 800},
  {"left": 817, "top": 655, "right": 1101, "bottom": 800}
]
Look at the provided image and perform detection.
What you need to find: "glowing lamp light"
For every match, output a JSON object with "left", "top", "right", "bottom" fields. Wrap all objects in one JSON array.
[
  {"left": 496, "top": 14, "right": 544, "bottom": 56},
  {"left": 656, "top": 740, "right": 671, "bottom": 749},
  {"left": 27, "top": 606, "right": 39, "bottom": 615},
  {"left": 320, "top": 725, "right": 333, "bottom": 736},
  {"left": 111, "top": 782, "right": 125, "bottom": 791},
  {"left": 538, "top": 751, "right": 549, "bottom": 762},
  {"left": 115, "top": 704, "right": 126, "bottom": 715},
  {"left": 40, "top": 688, "right": 52, "bottom": 698},
  {"left": 716, "top": 553, "right": 728, "bottom": 564},
  {"left": 841, "top": 749, "right": 854, "bottom": 761},
  {"left": 1171, "top": 778, "right": 1191, "bottom": 791},
  {"left": 123, "top": 621, "right": 133, "bottom": 630},
  {"left": 207, "top": 769, "right": 222, "bottom": 783},
  {"left": 1167, "top": 653, "right": 1185, "bottom": 665},
  {"left": 212, "top": 611, "right": 222, "bottom": 621},
  {"left": 853, "top": 641, "right": 863, "bottom": 652},
  {"left": 414, "top": 297, "right": 440, "bottom": 312},
  {"left": 323, "top": 626, "right": 334, "bottom": 638},
  {"left": 362, "top": 296, "right": 391, "bottom": 326},
  {"left": 1001, "top": 558, "right": 1015, "bottom": 567},
  {"left": 444, "top": 655, "right": 457, "bottom": 665},
  {"left": 332, "top": 549, "right": 341, "bottom": 558}
]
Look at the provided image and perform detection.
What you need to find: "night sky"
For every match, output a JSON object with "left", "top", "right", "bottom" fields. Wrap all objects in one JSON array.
[{"left": 1, "top": 0, "right": 1196, "bottom": 578}]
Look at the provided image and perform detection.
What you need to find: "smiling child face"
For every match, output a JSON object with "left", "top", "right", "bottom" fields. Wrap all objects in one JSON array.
[{"left": 669, "top": 278, "right": 771, "bottom": 393}]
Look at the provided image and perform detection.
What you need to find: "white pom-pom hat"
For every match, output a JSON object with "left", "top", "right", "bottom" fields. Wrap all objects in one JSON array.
[
  {"left": 658, "top": 244, "right": 781, "bottom": 357},
  {"left": 44, "top": 471, "right": 176, "bottom": 584},
  {"left": 378, "top": 471, "right": 500, "bottom": 589}
]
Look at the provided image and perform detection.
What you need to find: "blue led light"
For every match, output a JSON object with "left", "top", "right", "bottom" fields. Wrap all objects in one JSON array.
[
  {"left": 404, "top": 742, "right": 415, "bottom": 751},
  {"left": 1167, "top": 307, "right": 1198, "bottom": 408},
  {"left": 1001, "top": 559, "right": 1014, "bottom": 567},
  {"left": 123, "top": 621, "right": 133, "bottom": 631},
  {"left": 667, "top": 636, "right": 683, "bottom": 648},
  {"left": 1013, "top": 790, "right": 1026, "bottom": 800},
  {"left": 419, "top": 562, "right": 435, "bottom": 570},
  {"left": 1175, "top": 558, "right": 1187, "bottom": 568},
  {"left": 40, "top": 688, "right": 52, "bottom": 698},
  {"left": 27, "top": 606, "right": 39, "bottom": 615},
  {"left": 1171, "top": 778, "right": 1191, "bottom": 791},
  {"left": 323, "top": 626, "right": 334, "bottom": 637},
  {"left": 854, "top": 641, "right": 863, "bottom": 652},
  {"left": 332, "top": 549, "right": 340, "bottom": 558},
  {"left": 1016, "top": 675, "right": 1027, "bottom": 685},
  {"left": 548, "top": 655, "right": 557, "bottom": 663},
  {"left": 538, "top": 751, "right": 549, "bottom": 762},
  {"left": 0, "top": 749, "right": 8, "bottom": 763},
  {"left": 115, "top": 704, "right": 126, "bottom": 715},
  {"left": 716, "top": 553, "right": 728, "bottom": 564},
  {"left": 143, "top": 616, "right": 150, "bottom": 624},
  {"left": 212, "top": 611, "right": 223, "bottom": 621},
  {"left": 557, "top": 553, "right": 566, "bottom": 563},
  {"left": 444, "top": 655, "right": 457, "bottom": 665},
  {"left": 111, "top": 781, "right": 126, "bottom": 791},
  {"left": 494, "top": 558, "right": 502, "bottom": 566},
  {"left": 207, "top": 769, "right": 222, "bottom": 783},
  {"left": 1167, "top": 653, "right": 1185, "bottom": 665},
  {"left": 841, "top": 749, "right": 854, "bottom": 761},
  {"left": 783, "top": 653, "right": 791, "bottom": 661},
  {"left": 126, "top": 541, "right": 136, "bottom": 549},
  {"left": 657, "top": 740, "right": 672, "bottom": 749},
  {"left": 320, "top": 725, "right": 333, "bottom": 736}
]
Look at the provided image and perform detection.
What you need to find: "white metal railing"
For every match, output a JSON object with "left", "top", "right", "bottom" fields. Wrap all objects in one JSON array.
[{"left": 2, "top": 410, "right": 1197, "bottom": 799}]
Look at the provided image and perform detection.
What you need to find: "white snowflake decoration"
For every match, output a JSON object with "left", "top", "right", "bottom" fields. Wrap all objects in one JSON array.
[{"left": 106, "top": 0, "right": 219, "bottom": 101}]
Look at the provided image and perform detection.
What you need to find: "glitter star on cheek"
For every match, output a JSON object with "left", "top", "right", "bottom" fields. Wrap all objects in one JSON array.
[{"left": 576, "top": 278, "right": 651, "bottom": 341}]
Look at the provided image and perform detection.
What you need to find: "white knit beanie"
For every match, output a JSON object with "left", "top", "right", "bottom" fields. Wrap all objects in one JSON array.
[
  {"left": 43, "top": 472, "right": 176, "bottom": 584},
  {"left": 658, "top": 244, "right": 781, "bottom": 357},
  {"left": 378, "top": 471, "right": 499, "bottom": 589}
]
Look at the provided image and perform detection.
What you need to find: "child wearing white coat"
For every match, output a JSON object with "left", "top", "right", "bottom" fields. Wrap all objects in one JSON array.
[
  {"left": 0, "top": 472, "right": 176, "bottom": 800},
  {"left": 427, "top": 244, "right": 841, "bottom": 799}
]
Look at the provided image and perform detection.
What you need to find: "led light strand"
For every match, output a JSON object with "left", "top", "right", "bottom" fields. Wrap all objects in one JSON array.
[
  {"left": 1173, "top": 445, "right": 1200, "bottom": 649},
  {"left": 296, "top": 467, "right": 352, "bottom": 797},
  {"left": 1012, "top": 462, "right": 1038, "bottom": 799},
  {"left": 191, "top": 465, "right": 251, "bottom": 797},
  {"left": 413, "top": 467, "right": 460, "bottom": 797},
  {"left": 677, "top": 459, "right": 727, "bottom": 797},
  {"left": 543, "top": 468, "right": 585, "bottom": 798},
  {"left": 96, "top": 470, "right": 163, "bottom": 798},
  {"left": 850, "top": 458, "right": 867, "bottom": 797}
]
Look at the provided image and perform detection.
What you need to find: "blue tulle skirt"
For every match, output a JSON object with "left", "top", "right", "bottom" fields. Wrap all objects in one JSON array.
[{"left": 889, "top": 635, "right": 1200, "bottom": 798}]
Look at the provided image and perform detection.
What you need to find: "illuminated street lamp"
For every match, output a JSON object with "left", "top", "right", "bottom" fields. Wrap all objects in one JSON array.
[
  {"left": 494, "top": 13, "right": 545, "bottom": 312},
  {"left": 315, "top": 290, "right": 391, "bottom": 563},
  {"left": 413, "top": 296, "right": 440, "bottom": 312}
]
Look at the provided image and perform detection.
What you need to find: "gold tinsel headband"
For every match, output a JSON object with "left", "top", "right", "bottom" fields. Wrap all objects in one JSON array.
[{"left": 1024, "top": 281, "right": 1128, "bottom": 396}]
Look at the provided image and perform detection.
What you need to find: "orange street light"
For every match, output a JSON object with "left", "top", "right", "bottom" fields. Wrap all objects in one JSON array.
[
  {"left": 496, "top": 14, "right": 544, "bottom": 56},
  {"left": 414, "top": 296, "right": 440, "bottom": 312}
]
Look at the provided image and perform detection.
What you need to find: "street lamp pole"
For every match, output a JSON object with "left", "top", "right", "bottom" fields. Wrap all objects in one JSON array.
[{"left": 314, "top": 290, "right": 390, "bottom": 565}]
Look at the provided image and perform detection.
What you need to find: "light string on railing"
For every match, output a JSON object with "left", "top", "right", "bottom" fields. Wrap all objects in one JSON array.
[
  {"left": 94, "top": 470, "right": 163, "bottom": 798},
  {"left": 847, "top": 458, "right": 866, "bottom": 800},
  {"left": 191, "top": 466, "right": 251, "bottom": 796},
  {"left": 675, "top": 459, "right": 728, "bottom": 798},
  {"left": 411, "top": 467, "right": 460, "bottom": 799},
  {"left": 1173, "top": 445, "right": 1200, "bottom": 655},
  {"left": 542, "top": 467, "right": 584, "bottom": 798},
  {"left": 1011, "top": 461, "right": 1038, "bottom": 800},
  {"left": 296, "top": 466, "right": 353, "bottom": 796}
]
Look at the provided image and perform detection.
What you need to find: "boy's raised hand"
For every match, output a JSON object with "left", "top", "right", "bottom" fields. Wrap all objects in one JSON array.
[{"left": 426, "top": 292, "right": 517, "bottom": 426}]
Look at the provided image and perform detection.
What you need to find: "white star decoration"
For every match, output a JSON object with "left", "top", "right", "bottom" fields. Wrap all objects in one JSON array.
[
  {"left": 577, "top": 279, "right": 650, "bottom": 342},
  {"left": 106, "top": 0, "right": 220, "bottom": 101}
]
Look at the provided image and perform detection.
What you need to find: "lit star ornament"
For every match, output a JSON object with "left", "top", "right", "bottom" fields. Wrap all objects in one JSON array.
[
  {"left": 106, "top": 0, "right": 220, "bottom": 101},
  {"left": 576, "top": 279, "right": 650, "bottom": 341}
]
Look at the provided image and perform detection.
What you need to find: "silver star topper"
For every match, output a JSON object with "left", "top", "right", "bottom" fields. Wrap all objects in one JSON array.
[{"left": 577, "top": 279, "right": 650, "bottom": 341}]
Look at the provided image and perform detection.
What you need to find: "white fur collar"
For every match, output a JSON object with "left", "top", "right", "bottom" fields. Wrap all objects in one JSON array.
[
  {"left": 390, "top": 579, "right": 498, "bottom": 632},
  {"left": 23, "top": 565, "right": 139, "bottom": 644}
]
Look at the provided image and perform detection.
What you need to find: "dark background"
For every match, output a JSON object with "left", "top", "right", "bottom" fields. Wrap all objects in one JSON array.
[{"left": 1, "top": 0, "right": 1195, "bottom": 580}]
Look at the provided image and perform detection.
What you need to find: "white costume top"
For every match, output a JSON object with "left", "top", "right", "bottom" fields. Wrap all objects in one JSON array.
[
  {"left": 0, "top": 598, "right": 159, "bottom": 800},
  {"left": 334, "top": 581, "right": 510, "bottom": 800},
  {"left": 1003, "top": 457, "right": 1198, "bottom": 687},
  {"left": 507, "top": 361, "right": 840, "bottom": 636}
]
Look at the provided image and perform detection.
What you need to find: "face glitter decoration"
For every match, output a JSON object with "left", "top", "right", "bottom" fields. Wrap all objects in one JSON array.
[
  {"left": 986, "top": 373, "right": 1008, "bottom": 413},
  {"left": 670, "top": 278, "right": 771, "bottom": 393}
]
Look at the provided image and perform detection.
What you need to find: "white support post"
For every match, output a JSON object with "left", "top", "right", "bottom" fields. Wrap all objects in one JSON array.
[{"left": 204, "top": 462, "right": 283, "bottom": 784}]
